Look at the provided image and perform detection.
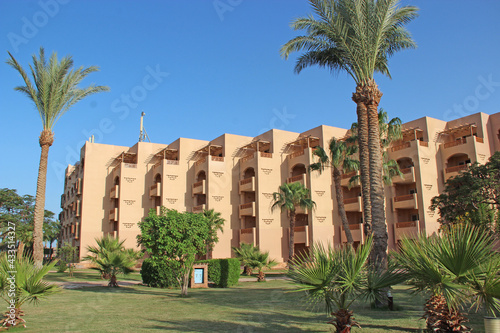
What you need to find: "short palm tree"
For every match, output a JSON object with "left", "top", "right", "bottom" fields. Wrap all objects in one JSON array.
[
  {"left": 393, "top": 224, "right": 500, "bottom": 332},
  {"left": 248, "top": 249, "right": 277, "bottom": 282},
  {"left": 289, "top": 236, "right": 403, "bottom": 332},
  {"left": 7, "top": 47, "right": 109, "bottom": 266},
  {"left": 0, "top": 254, "right": 60, "bottom": 328},
  {"left": 281, "top": 0, "right": 418, "bottom": 274},
  {"left": 232, "top": 242, "right": 260, "bottom": 275},
  {"left": 309, "top": 138, "right": 358, "bottom": 244},
  {"left": 271, "top": 182, "right": 316, "bottom": 261},
  {"left": 84, "top": 236, "right": 140, "bottom": 286}
]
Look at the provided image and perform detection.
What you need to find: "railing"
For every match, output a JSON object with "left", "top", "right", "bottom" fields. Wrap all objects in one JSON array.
[
  {"left": 475, "top": 137, "right": 484, "bottom": 143},
  {"left": 419, "top": 140, "right": 429, "bottom": 147},
  {"left": 241, "top": 154, "right": 254, "bottom": 163},
  {"left": 240, "top": 178, "right": 253, "bottom": 185},
  {"left": 151, "top": 183, "right": 158, "bottom": 191},
  {"left": 342, "top": 171, "right": 357, "bottom": 179},
  {"left": 393, "top": 194, "right": 414, "bottom": 202},
  {"left": 288, "top": 150, "right": 305, "bottom": 159},
  {"left": 444, "top": 137, "right": 466, "bottom": 148},
  {"left": 294, "top": 226, "right": 306, "bottom": 232},
  {"left": 342, "top": 223, "right": 361, "bottom": 230},
  {"left": 165, "top": 159, "right": 179, "bottom": 165},
  {"left": 399, "top": 167, "right": 413, "bottom": 174},
  {"left": 211, "top": 156, "right": 224, "bottom": 162},
  {"left": 193, "top": 180, "right": 204, "bottom": 188},
  {"left": 240, "top": 228, "right": 254, "bottom": 234},
  {"left": 260, "top": 152, "right": 272, "bottom": 158},
  {"left": 396, "top": 221, "right": 417, "bottom": 228},
  {"left": 445, "top": 164, "right": 468, "bottom": 173},
  {"left": 343, "top": 197, "right": 359, "bottom": 204},
  {"left": 195, "top": 157, "right": 206, "bottom": 166},
  {"left": 192, "top": 205, "right": 205, "bottom": 213},
  {"left": 240, "top": 202, "right": 253, "bottom": 210},
  {"left": 124, "top": 163, "right": 137, "bottom": 168},
  {"left": 288, "top": 174, "right": 304, "bottom": 183},
  {"left": 390, "top": 141, "right": 411, "bottom": 152}
]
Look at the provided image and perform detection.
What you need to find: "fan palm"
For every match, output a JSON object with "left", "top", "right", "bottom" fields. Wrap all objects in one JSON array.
[
  {"left": 247, "top": 249, "right": 277, "bottom": 282},
  {"left": 281, "top": 0, "right": 418, "bottom": 274},
  {"left": 7, "top": 47, "right": 109, "bottom": 266},
  {"left": 393, "top": 224, "right": 500, "bottom": 332},
  {"left": 289, "top": 236, "right": 403, "bottom": 332},
  {"left": 0, "top": 254, "right": 60, "bottom": 328},
  {"left": 232, "top": 242, "right": 260, "bottom": 275},
  {"left": 202, "top": 209, "right": 225, "bottom": 259},
  {"left": 309, "top": 138, "right": 358, "bottom": 244},
  {"left": 271, "top": 182, "right": 316, "bottom": 261}
]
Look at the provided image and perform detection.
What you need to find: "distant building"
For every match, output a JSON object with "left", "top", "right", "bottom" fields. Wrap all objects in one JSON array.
[{"left": 59, "top": 112, "right": 500, "bottom": 262}]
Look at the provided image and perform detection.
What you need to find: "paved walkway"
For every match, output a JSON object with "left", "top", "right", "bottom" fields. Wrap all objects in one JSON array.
[{"left": 53, "top": 279, "right": 142, "bottom": 289}]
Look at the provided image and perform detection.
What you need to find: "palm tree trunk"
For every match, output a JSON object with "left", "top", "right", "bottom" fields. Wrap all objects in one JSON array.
[
  {"left": 333, "top": 168, "right": 353, "bottom": 244},
  {"left": 365, "top": 80, "right": 388, "bottom": 274},
  {"left": 17, "top": 241, "right": 25, "bottom": 259},
  {"left": 33, "top": 130, "right": 54, "bottom": 267},
  {"left": 352, "top": 88, "right": 372, "bottom": 238},
  {"left": 289, "top": 209, "right": 296, "bottom": 261}
]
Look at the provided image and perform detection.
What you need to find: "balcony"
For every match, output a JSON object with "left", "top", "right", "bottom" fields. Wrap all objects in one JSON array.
[
  {"left": 341, "top": 223, "right": 364, "bottom": 243},
  {"left": 444, "top": 163, "right": 470, "bottom": 181},
  {"left": 288, "top": 149, "right": 305, "bottom": 160},
  {"left": 110, "top": 185, "right": 119, "bottom": 199},
  {"left": 109, "top": 208, "right": 118, "bottom": 222},
  {"left": 156, "top": 205, "right": 161, "bottom": 215},
  {"left": 75, "top": 200, "right": 81, "bottom": 217},
  {"left": 343, "top": 197, "right": 362, "bottom": 212},
  {"left": 150, "top": 183, "right": 161, "bottom": 197},
  {"left": 239, "top": 177, "right": 255, "bottom": 193},
  {"left": 287, "top": 173, "right": 306, "bottom": 187},
  {"left": 341, "top": 171, "right": 359, "bottom": 187},
  {"left": 239, "top": 202, "right": 256, "bottom": 217},
  {"left": 292, "top": 226, "right": 309, "bottom": 246},
  {"left": 441, "top": 136, "right": 485, "bottom": 161},
  {"left": 392, "top": 193, "right": 418, "bottom": 211},
  {"left": 192, "top": 180, "right": 206, "bottom": 196},
  {"left": 239, "top": 227, "right": 256, "bottom": 245},
  {"left": 76, "top": 178, "right": 82, "bottom": 195},
  {"left": 74, "top": 222, "right": 80, "bottom": 240},
  {"left": 393, "top": 166, "right": 415, "bottom": 184},
  {"left": 192, "top": 204, "right": 205, "bottom": 213},
  {"left": 394, "top": 221, "right": 420, "bottom": 242}
]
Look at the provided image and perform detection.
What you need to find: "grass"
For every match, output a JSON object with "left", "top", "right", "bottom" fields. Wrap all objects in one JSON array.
[{"left": 5, "top": 269, "right": 488, "bottom": 332}]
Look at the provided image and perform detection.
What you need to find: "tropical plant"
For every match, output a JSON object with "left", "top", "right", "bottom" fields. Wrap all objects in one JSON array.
[
  {"left": 57, "top": 244, "right": 77, "bottom": 273},
  {"left": 232, "top": 242, "right": 260, "bottom": 275},
  {"left": 289, "top": 236, "right": 403, "bottom": 332},
  {"left": 281, "top": 0, "right": 418, "bottom": 274},
  {"left": 309, "top": 138, "right": 358, "bottom": 244},
  {"left": 138, "top": 209, "right": 224, "bottom": 296},
  {"left": 393, "top": 224, "right": 500, "bottom": 332},
  {"left": 202, "top": 209, "right": 225, "bottom": 259},
  {"left": 43, "top": 215, "right": 61, "bottom": 260},
  {"left": 247, "top": 249, "right": 277, "bottom": 282},
  {"left": 7, "top": 47, "right": 109, "bottom": 266},
  {"left": 84, "top": 236, "right": 141, "bottom": 286},
  {"left": 271, "top": 182, "right": 316, "bottom": 261},
  {"left": 0, "top": 254, "right": 60, "bottom": 328}
]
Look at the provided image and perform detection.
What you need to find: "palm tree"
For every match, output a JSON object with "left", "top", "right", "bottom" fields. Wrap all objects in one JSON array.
[
  {"left": 232, "top": 242, "right": 260, "bottom": 275},
  {"left": 289, "top": 236, "right": 403, "bottom": 332},
  {"left": 248, "top": 249, "right": 277, "bottom": 282},
  {"left": 281, "top": 0, "right": 418, "bottom": 274},
  {"left": 84, "top": 236, "right": 141, "bottom": 285},
  {"left": 7, "top": 47, "right": 109, "bottom": 266},
  {"left": 393, "top": 224, "right": 500, "bottom": 332},
  {"left": 202, "top": 209, "right": 225, "bottom": 259},
  {"left": 0, "top": 254, "right": 60, "bottom": 328},
  {"left": 271, "top": 182, "right": 316, "bottom": 261},
  {"left": 309, "top": 138, "right": 358, "bottom": 244}
]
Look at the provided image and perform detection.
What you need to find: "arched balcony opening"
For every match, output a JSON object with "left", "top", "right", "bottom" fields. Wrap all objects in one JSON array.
[
  {"left": 243, "top": 167, "right": 255, "bottom": 179},
  {"left": 291, "top": 164, "right": 306, "bottom": 177},
  {"left": 197, "top": 171, "right": 206, "bottom": 182}
]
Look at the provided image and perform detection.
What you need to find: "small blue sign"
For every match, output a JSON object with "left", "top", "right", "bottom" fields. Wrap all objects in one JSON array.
[{"left": 194, "top": 268, "right": 204, "bottom": 284}]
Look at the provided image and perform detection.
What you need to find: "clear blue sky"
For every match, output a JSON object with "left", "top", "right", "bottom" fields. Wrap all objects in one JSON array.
[{"left": 1, "top": 0, "right": 500, "bottom": 216}]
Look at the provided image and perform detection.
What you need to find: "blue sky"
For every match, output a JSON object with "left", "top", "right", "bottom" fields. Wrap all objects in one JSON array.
[{"left": 1, "top": 0, "right": 500, "bottom": 215}]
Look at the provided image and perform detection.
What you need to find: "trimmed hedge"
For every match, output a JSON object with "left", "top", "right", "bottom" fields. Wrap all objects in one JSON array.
[
  {"left": 196, "top": 258, "right": 240, "bottom": 288},
  {"left": 140, "top": 258, "right": 182, "bottom": 288}
]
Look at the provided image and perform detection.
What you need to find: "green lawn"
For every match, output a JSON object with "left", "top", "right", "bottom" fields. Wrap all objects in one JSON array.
[{"left": 6, "top": 270, "right": 487, "bottom": 332}]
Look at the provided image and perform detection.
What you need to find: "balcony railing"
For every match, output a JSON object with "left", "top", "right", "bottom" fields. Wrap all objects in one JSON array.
[
  {"left": 239, "top": 227, "right": 256, "bottom": 245},
  {"left": 260, "top": 152, "right": 272, "bottom": 158},
  {"left": 109, "top": 208, "right": 118, "bottom": 221},
  {"left": 444, "top": 137, "right": 466, "bottom": 149},
  {"left": 392, "top": 166, "right": 415, "bottom": 184},
  {"left": 288, "top": 150, "right": 305, "bottom": 159},
  {"left": 195, "top": 157, "right": 206, "bottom": 166},
  {"left": 110, "top": 185, "right": 119, "bottom": 199},
  {"left": 192, "top": 180, "right": 205, "bottom": 196},
  {"left": 445, "top": 164, "right": 469, "bottom": 173},
  {"left": 165, "top": 159, "right": 179, "bottom": 165},
  {"left": 239, "top": 177, "right": 255, "bottom": 193},
  {"left": 150, "top": 183, "right": 161, "bottom": 197},
  {"left": 192, "top": 204, "right": 205, "bottom": 213},
  {"left": 211, "top": 156, "right": 224, "bottom": 162},
  {"left": 287, "top": 174, "right": 306, "bottom": 187},
  {"left": 239, "top": 202, "right": 255, "bottom": 217},
  {"left": 394, "top": 220, "right": 420, "bottom": 241},
  {"left": 392, "top": 193, "right": 418, "bottom": 211},
  {"left": 241, "top": 154, "right": 254, "bottom": 163},
  {"left": 344, "top": 197, "right": 360, "bottom": 204},
  {"left": 292, "top": 225, "right": 309, "bottom": 245},
  {"left": 341, "top": 223, "right": 364, "bottom": 243},
  {"left": 390, "top": 141, "right": 411, "bottom": 152},
  {"left": 123, "top": 163, "right": 137, "bottom": 168}
]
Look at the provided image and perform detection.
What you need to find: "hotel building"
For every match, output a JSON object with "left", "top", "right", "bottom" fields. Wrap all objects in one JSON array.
[{"left": 59, "top": 112, "right": 500, "bottom": 262}]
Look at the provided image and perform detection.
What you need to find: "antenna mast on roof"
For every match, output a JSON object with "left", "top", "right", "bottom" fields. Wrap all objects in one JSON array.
[{"left": 139, "top": 111, "right": 151, "bottom": 142}]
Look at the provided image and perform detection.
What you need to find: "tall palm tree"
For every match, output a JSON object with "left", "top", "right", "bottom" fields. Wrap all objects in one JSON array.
[
  {"left": 281, "top": 0, "right": 418, "bottom": 274},
  {"left": 309, "top": 138, "right": 358, "bottom": 244},
  {"left": 7, "top": 47, "right": 109, "bottom": 266},
  {"left": 393, "top": 225, "right": 500, "bottom": 332},
  {"left": 271, "top": 182, "right": 316, "bottom": 261}
]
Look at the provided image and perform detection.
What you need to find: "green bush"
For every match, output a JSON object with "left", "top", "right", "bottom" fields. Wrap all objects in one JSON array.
[
  {"left": 196, "top": 258, "right": 240, "bottom": 288},
  {"left": 140, "top": 258, "right": 182, "bottom": 288}
]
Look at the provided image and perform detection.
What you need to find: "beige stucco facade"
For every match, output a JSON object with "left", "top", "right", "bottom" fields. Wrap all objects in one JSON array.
[{"left": 59, "top": 111, "right": 500, "bottom": 262}]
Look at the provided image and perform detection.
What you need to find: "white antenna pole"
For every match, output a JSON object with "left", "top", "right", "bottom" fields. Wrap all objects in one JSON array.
[{"left": 139, "top": 111, "right": 151, "bottom": 142}]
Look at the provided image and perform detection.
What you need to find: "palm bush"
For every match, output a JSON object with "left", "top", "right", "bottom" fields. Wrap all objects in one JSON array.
[
  {"left": 232, "top": 242, "right": 259, "bottom": 275},
  {"left": 0, "top": 254, "right": 60, "bottom": 328},
  {"left": 84, "top": 236, "right": 141, "bottom": 287},
  {"left": 289, "top": 237, "right": 403, "bottom": 332},
  {"left": 393, "top": 224, "right": 500, "bottom": 332},
  {"left": 232, "top": 243, "right": 277, "bottom": 281}
]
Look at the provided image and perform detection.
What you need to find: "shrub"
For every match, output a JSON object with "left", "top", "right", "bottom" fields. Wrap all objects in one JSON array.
[
  {"left": 197, "top": 258, "right": 240, "bottom": 288},
  {"left": 140, "top": 258, "right": 182, "bottom": 288}
]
